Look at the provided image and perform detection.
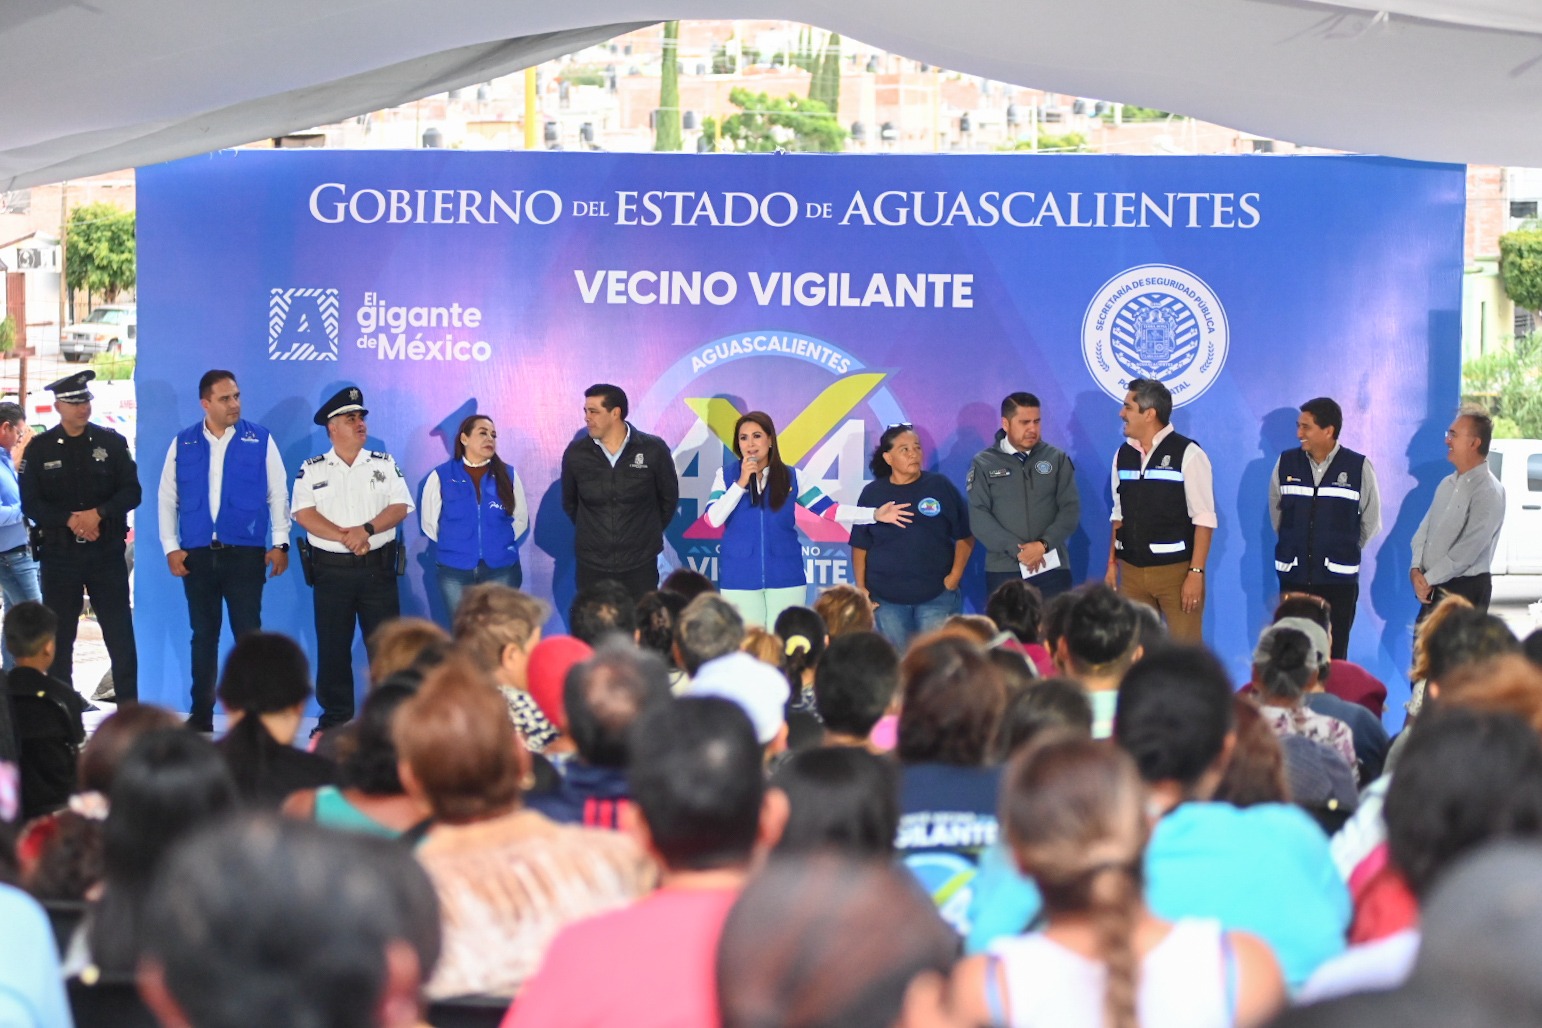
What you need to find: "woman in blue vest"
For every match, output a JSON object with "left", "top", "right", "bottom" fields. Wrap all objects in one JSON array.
[
  {"left": 705, "top": 411, "right": 911, "bottom": 628},
  {"left": 420, "top": 414, "right": 528, "bottom": 620}
]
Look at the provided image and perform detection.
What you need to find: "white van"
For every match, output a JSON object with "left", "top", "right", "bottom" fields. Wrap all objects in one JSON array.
[{"left": 1487, "top": 438, "right": 1542, "bottom": 575}]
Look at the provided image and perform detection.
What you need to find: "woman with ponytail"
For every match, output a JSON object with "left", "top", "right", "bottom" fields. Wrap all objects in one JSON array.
[
  {"left": 1251, "top": 619, "right": 1356, "bottom": 773},
  {"left": 954, "top": 734, "right": 1284, "bottom": 1028},
  {"left": 214, "top": 633, "right": 335, "bottom": 809},
  {"left": 705, "top": 411, "right": 911, "bottom": 628},
  {"left": 421, "top": 414, "right": 529, "bottom": 621}
]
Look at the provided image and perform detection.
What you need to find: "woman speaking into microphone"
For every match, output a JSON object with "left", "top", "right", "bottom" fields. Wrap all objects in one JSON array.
[{"left": 705, "top": 411, "right": 912, "bottom": 628}]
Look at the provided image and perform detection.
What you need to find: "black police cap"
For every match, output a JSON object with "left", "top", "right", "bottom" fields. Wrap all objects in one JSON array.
[
  {"left": 314, "top": 386, "right": 369, "bottom": 426},
  {"left": 45, "top": 369, "right": 95, "bottom": 403}
]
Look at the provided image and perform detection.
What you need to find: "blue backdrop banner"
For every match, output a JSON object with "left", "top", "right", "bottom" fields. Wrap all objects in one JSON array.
[{"left": 136, "top": 151, "right": 1464, "bottom": 723}]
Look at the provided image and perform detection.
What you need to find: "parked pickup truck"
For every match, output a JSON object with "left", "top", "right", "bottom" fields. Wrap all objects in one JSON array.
[
  {"left": 60, "top": 303, "right": 136, "bottom": 362},
  {"left": 1488, "top": 438, "right": 1542, "bottom": 575}
]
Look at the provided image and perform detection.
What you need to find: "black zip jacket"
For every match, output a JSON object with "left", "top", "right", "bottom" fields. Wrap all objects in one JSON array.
[{"left": 560, "top": 425, "right": 679, "bottom": 573}]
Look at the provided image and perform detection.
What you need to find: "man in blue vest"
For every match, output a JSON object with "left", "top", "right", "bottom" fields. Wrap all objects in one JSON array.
[
  {"left": 1269, "top": 397, "right": 1381, "bottom": 660},
  {"left": 1103, "top": 378, "right": 1216, "bottom": 643},
  {"left": 157, "top": 370, "right": 291, "bottom": 731}
]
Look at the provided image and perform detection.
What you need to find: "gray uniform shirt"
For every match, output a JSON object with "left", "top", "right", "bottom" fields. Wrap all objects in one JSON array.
[
  {"left": 1410, "top": 463, "right": 1505, "bottom": 585},
  {"left": 967, "top": 435, "right": 1080, "bottom": 573}
]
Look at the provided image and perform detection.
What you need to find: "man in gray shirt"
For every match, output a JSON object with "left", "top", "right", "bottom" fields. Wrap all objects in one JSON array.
[
  {"left": 1410, "top": 406, "right": 1505, "bottom": 618},
  {"left": 968, "top": 392, "right": 1081, "bottom": 601}
]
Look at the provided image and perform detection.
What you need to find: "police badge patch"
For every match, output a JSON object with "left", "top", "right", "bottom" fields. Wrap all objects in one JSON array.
[
  {"left": 372, "top": 469, "right": 387, "bottom": 485},
  {"left": 92, "top": 447, "right": 108, "bottom": 462},
  {"left": 1034, "top": 460, "right": 1053, "bottom": 475}
]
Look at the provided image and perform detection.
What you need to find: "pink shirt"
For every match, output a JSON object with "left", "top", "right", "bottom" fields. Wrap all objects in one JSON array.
[{"left": 505, "top": 886, "right": 739, "bottom": 1028}]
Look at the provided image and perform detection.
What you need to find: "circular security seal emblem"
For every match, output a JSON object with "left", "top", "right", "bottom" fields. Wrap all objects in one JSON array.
[
  {"left": 1081, "top": 264, "right": 1228, "bottom": 408},
  {"left": 1033, "top": 460, "right": 1052, "bottom": 475},
  {"left": 918, "top": 497, "right": 942, "bottom": 517}
]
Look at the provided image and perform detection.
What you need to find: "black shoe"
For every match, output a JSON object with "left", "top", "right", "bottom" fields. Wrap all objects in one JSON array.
[{"left": 184, "top": 715, "right": 214, "bottom": 734}]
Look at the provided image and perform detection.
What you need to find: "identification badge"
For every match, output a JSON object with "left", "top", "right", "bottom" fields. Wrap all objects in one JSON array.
[
  {"left": 43, "top": 460, "right": 62, "bottom": 470},
  {"left": 987, "top": 468, "right": 1010, "bottom": 478}
]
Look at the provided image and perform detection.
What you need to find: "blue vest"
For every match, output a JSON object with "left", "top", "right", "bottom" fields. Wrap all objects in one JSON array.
[
  {"left": 434, "top": 459, "right": 520, "bottom": 571},
  {"left": 1275, "top": 446, "right": 1365, "bottom": 584},
  {"left": 1114, "top": 431, "right": 1196, "bottom": 567},
  {"left": 719, "top": 461, "right": 805, "bottom": 590},
  {"left": 175, "top": 420, "right": 271, "bottom": 548}
]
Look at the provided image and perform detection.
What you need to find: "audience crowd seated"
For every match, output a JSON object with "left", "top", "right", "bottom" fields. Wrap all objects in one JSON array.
[
  {"left": 894, "top": 635, "right": 1008, "bottom": 935},
  {"left": 451, "top": 584, "right": 560, "bottom": 754},
  {"left": 1056, "top": 585, "right": 1142, "bottom": 738},
  {"left": 1249, "top": 619, "right": 1358, "bottom": 778},
  {"left": 523, "top": 642, "right": 671, "bottom": 829},
  {"left": 986, "top": 580, "right": 1055, "bottom": 677},
  {"left": 13, "top": 571, "right": 1542, "bottom": 1028},
  {"left": 634, "top": 589, "right": 689, "bottom": 692},
  {"left": 281, "top": 682, "right": 428, "bottom": 839},
  {"left": 509, "top": 697, "right": 783, "bottom": 1027},
  {"left": 393, "top": 657, "right": 655, "bottom": 999},
  {"left": 953, "top": 734, "right": 1285, "bottom": 1027},
  {"left": 84, "top": 728, "right": 239, "bottom": 977},
  {"left": 813, "top": 583, "right": 875, "bottom": 637},
  {"left": 140, "top": 814, "right": 439, "bottom": 1028},
  {"left": 17, "top": 703, "right": 181, "bottom": 902},
  {"left": 717, "top": 853, "right": 960, "bottom": 1028},
  {"left": 814, "top": 630, "right": 900, "bottom": 751},
  {"left": 214, "top": 632, "right": 336, "bottom": 808}
]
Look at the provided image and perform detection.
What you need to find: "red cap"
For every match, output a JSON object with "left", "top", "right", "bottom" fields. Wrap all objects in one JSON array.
[{"left": 526, "top": 635, "right": 593, "bottom": 728}]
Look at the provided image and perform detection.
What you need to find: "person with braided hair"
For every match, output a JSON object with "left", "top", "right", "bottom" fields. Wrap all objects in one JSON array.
[{"left": 953, "top": 734, "right": 1285, "bottom": 1028}]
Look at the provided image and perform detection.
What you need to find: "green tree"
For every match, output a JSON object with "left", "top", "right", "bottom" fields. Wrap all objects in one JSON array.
[
  {"left": 810, "top": 32, "right": 841, "bottom": 115},
  {"left": 1499, "top": 229, "right": 1542, "bottom": 315},
  {"left": 1001, "top": 132, "right": 1092, "bottom": 153},
  {"left": 0, "top": 315, "right": 15, "bottom": 355},
  {"left": 654, "top": 21, "right": 682, "bottom": 152},
  {"left": 1463, "top": 331, "right": 1542, "bottom": 438},
  {"left": 701, "top": 89, "right": 846, "bottom": 153},
  {"left": 65, "top": 202, "right": 135, "bottom": 304}
]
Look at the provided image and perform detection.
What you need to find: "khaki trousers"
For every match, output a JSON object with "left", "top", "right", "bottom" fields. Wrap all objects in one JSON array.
[{"left": 1119, "top": 560, "right": 1203, "bottom": 643}]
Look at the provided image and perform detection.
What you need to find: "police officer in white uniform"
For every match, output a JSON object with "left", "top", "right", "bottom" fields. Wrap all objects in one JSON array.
[{"left": 291, "top": 387, "right": 413, "bottom": 729}]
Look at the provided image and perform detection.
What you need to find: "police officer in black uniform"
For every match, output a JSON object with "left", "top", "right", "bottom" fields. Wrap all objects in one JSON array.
[{"left": 19, "top": 370, "right": 141, "bottom": 702}]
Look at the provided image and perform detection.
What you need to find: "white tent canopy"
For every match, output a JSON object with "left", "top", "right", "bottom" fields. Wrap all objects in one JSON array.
[{"left": 5, "top": 0, "right": 1542, "bottom": 188}]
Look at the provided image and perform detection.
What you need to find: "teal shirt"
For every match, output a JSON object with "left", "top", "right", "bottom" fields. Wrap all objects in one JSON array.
[
  {"left": 314, "top": 786, "right": 403, "bottom": 840},
  {"left": 967, "top": 801, "right": 1350, "bottom": 990}
]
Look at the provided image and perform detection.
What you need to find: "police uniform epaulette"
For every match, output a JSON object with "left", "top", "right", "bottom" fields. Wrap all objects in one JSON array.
[{"left": 369, "top": 450, "right": 390, "bottom": 460}]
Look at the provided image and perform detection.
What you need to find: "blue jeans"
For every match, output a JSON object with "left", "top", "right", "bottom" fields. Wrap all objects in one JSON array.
[
  {"left": 436, "top": 561, "right": 522, "bottom": 623},
  {"left": 0, "top": 544, "right": 42, "bottom": 669},
  {"left": 873, "top": 588, "right": 962, "bottom": 651}
]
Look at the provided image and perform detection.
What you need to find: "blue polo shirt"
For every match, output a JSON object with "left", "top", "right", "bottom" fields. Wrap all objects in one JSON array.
[{"left": 851, "top": 471, "right": 970, "bottom": 605}]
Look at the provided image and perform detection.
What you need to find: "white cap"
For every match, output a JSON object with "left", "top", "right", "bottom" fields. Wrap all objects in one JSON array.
[{"left": 689, "top": 651, "right": 791, "bottom": 745}]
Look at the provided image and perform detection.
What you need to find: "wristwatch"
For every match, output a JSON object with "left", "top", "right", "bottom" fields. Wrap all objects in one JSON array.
[
  {"left": 274, "top": 543, "right": 290, "bottom": 552},
  {"left": 1188, "top": 567, "right": 1205, "bottom": 575},
  {"left": 363, "top": 521, "right": 377, "bottom": 536}
]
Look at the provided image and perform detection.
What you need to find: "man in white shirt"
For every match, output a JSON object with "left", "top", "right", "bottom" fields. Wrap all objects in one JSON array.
[
  {"left": 157, "top": 370, "right": 290, "bottom": 731},
  {"left": 292, "top": 386, "right": 414, "bottom": 729},
  {"left": 1104, "top": 378, "right": 1217, "bottom": 643}
]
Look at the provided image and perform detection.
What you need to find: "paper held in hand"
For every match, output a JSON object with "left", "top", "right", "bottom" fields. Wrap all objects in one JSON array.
[{"left": 1019, "top": 549, "right": 1062, "bottom": 579}]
